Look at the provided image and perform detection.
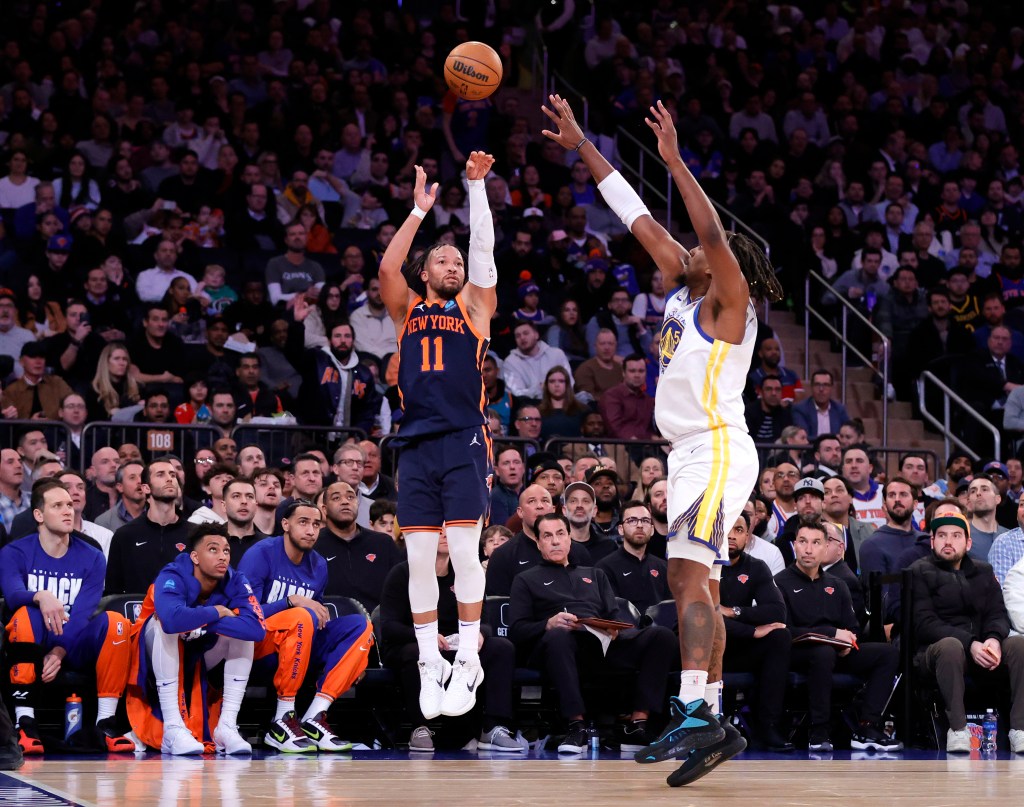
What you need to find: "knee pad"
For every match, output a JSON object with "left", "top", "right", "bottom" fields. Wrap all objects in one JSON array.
[
  {"left": 446, "top": 522, "right": 486, "bottom": 604},
  {"left": 405, "top": 531, "right": 441, "bottom": 614}
]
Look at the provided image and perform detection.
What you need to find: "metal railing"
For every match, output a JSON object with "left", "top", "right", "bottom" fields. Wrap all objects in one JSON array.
[
  {"left": 548, "top": 70, "right": 588, "bottom": 132},
  {"left": 917, "top": 371, "right": 1000, "bottom": 460},
  {"left": 80, "top": 421, "right": 222, "bottom": 465},
  {"left": 230, "top": 424, "right": 366, "bottom": 467},
  {"left": 804, "top": 270, "right": 890, "bottom": 445},
  {"left": 528, "top": 38, "right": 549, "bottom": 102},
  {"left": 613, "top": 125, "right": 771, "bottom": 263},
  {"left": 0, "top": 418, "right": 75, "bottom": 467}
]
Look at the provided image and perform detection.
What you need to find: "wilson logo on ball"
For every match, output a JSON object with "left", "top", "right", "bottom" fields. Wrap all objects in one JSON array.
[{"left": 451, "top": 60, "right": 491, "bottom": 82}]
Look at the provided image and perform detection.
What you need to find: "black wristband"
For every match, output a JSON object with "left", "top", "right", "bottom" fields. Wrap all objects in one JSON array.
[{"left": 573, "top": 135, "right": 588, "bottom": 152}]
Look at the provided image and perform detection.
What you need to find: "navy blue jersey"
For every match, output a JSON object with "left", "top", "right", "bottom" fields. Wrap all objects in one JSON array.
[
  {"left": 396, "top": 293, "right": 489, "bottom": 440},
  {"left": 238, "top": 535, "right": 328, "bottom": 619}
]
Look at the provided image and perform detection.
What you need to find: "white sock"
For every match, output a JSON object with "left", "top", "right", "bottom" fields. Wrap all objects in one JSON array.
[
  {"left": 96, "top": 697, "right": 117, "bottom": 723},
  {"left": 302, "top": 694, "right": 334, "bottom": 723},
  {"left": 15, "top": 706, "right": 33, "bottom": 722},
  {"left": 149, "top": 621, "right": 185, "bottom": 728},
  {"left": 679, "top": 670, "right": 709, "bottom": 704},
  {"left": 704, "top": 681, "right": 723, "bottom": 716},
  {"left": 455, "top": 619, "right": 480, "bottom": 662},
  {"left": 218, "top": 639, "right": 253, "bottom": 727},
  {"left": 274, "top": 698, "right": 295, "bottom": 721},
  {"left": 415, "top": 620, "right": 443, "bottom": 662}
]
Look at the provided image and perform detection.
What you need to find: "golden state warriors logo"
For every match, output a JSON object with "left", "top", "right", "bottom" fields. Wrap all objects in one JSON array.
[{"left": 660, "top": 318, "right": 684, "bottom": 372}]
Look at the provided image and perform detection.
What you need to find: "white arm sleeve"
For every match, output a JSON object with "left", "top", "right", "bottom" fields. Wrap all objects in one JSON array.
[
  {"left": 597, "top": 171, "right": 651, "bottom": 232},
  {"left": 466, "top": 178, "right": 497, "bottom": 288}
]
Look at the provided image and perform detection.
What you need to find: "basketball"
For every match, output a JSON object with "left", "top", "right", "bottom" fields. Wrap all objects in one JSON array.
[{"left": 444, "top": 41, "right": 502, "bottom": 101}]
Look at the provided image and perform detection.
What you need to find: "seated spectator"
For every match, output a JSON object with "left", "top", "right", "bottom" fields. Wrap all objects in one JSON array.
[
  {"left": 776, "top": 517, "right": 901, "bottom": 752},
  {"left": 585, "top": 289, "right": 652, "bottom": 359},
  {"left": 513, "top": 277, "right": 554, "bottom": 328},
  {"left": 490, "top": 447, "right": 525, "bottom": 529},
  {"left": 228, "top": 182, "right": 284, "bottom": 253},
  {"left": 0, "top": 448, "right": 31, "bottom": 533},
  {"left": 599, "top": 354, "right": 655, "bottom": 441},
  {"left": 510, "top": 404, "right": 542, "bottom": 448},
  {"left": 1, "top": 342, "right": 73, "bottom": 419},
  {"left": 596, "top": 500, "right": 669, "bottom": 615},
  {"left": 842, "top": 445, "right": 887, "bottom": 528},
  {"left": 765, "top": 462, "right": 800, "bottom": 540},
  {"left": 973, "top": 294, "right": 1024, "bottom": 361},
  {"left": 94, "top": 460, "right": 147, "bottom": 534},
  {"left": 136, "top": 239, "right": 196, "bottom": 303},
  {"left": 968, "top": 474, "right": 1010, "bottom": 562},
  {"left": 574, "top": 329, "right": 623, "bottom": 402},
  {"left": 822, "top": 521, "right": 866, "bottom": 628},
  {"left": 349, "top": 278, "right": 398, "bottom": 362},
  {"left": 509, "top": 513, "right": 677, "bottom": 754},
  {"left": 745, "top": 376, "right": 793, "bottom": 444},
  {"left": 545, "top": 299, "right": 590, "bottom": 366},
  {"left": 990, "top": 497, "right": 1024, "bottom": 586},
  {"left": 503, "top": 321, "right": 574, "bottom": 401},
  {"left": 719, "top": 513, "right": 792, "bottom": 751},
  {"left": 300, "top": 320, "right": 381, "bottom": 434},
  {"left": 746, "top": 338, "right": 802, "bottom": 403},
  {"left": 162, "top": 276, "right": 207, "bottom": 344},
  {"left": 128, "top": 305, "right": 188, "bottom": 393},
  {"left": 965, "top": 327, "right": 1024, "bottom": 422},
  {"left": 791, "top": 370, "right": 850, "bottom": 439},
  {"left": 910, "top": 512, "right": 1024, "bottom": 754},
  {"left": 538, "top": 366, "right": 585, "bottom": 439},
  {"left": 859, "top": 477, "right": 926, "bottom": 584},
  {"left": 0, "top": 288, "right": 35, "bottom": 368},
  {"left": 482, "top": 355, "right": 515, "bottom": 434},
  {"left": 562, "top": 479, "right": 614, "bottom": 562},
  {"left": 481, "top": 524, "right": 513, "bottom": 571},
  {"left": 379, "top": 527, "right": 521, "bottom": 752},
  {"left": 265, "top": 222, "right": 325, "bottom": 308}
]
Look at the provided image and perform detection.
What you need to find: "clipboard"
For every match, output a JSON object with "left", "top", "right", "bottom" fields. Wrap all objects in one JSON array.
[
  {"left": 792, "top": 632, "right": 853, "bottom": 649},
  {"left": 577, "top": 617, "right": 634, "bottom": 631}
]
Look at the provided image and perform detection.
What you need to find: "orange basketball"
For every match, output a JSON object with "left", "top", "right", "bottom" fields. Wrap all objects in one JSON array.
[{"left": 444, "top": 41, "right": 502, "bottom": 101}]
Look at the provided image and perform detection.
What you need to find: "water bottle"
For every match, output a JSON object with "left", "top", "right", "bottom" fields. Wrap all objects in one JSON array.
[
  {"left": 65, "top": 694, "right": 83, "bottom": 743},
  {"left": 588, "top": 722, "right": 600, "bottom": 754},
  {"left": 983, "top": 708, "right": 998, "bottom": 752}
]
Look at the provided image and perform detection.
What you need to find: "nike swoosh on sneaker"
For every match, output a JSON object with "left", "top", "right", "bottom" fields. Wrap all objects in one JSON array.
[
  {"left": 305, "top": 727, "right": 323, "bottom": 741},
  {"left": 269, "top": 728, "right": 287, "bottom": 743}
]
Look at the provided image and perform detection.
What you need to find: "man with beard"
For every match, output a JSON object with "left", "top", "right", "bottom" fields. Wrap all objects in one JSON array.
[
  {"left": 597, "top": 500, "right": 670, "bottom": 614},
  {"left": 221, "top": 478, "right": 266, "bottom": 564},
  {"left": 95, "top": 460, "right": 147, "bottom": 533},
  {"left": 485, "top": 484, "right": 590, "bottom": 596},
  {"left": 899, "top": 453, "right": 932, "bottom": 525},
  {"left": 765, "top": 462, "right": 800, "bottom": 539},
  {"left": 302, "top": 321, "right": 381, "bottom": 434},
  {"left": 777, "top": 477, "right": 826, "bottom": 566},
  {"left": 58, "top": 470, "right": 114, "bottom": 558},
  {"left": 859, "top": 477, "right": 925, "bottom": 585},
  {"left": 926, "top": 453, "right": 974, "bottom": 500},
  {"left": 586, "top": 466, "right": 622, "bottom": 540},
  {"left": 84, "top": 447, "right": 120, "bottom": 521},
  {"left": 645, "top": 477, "right": 669, "bottom": 559},
  {"left": 564, "top": 480, "right": 613, "bottom": 562},
  {"left": 968, "top": 474, "right": 1010, "bottom": 561},
  {"left": 744, "top": 376, "right": 793, "bottom": 444},
  {"left": 315, "top": 481, "right": 401, "bottom": 614},
  {"left": 911, "top": 512, "right": 1024, "bottom": 754},
  {"left": 822, "top": 476, "right": 875, "bottom": 573},
  {"left": 105, "top": 457, "right": 190, "bottom": 593},
  {"left": 240, "top": 500, "right": 373, "bottom": 753},
  {"left": 252, "top": 468, "right": 284, "bottom": 537},
  {"left": 843, "top": 446, "right": 887, "bottom": 528},
  {"left": 746, "top": 338, "right": 802, "bottom": 403},
  {"left": 811, "top": 434, "right": 842, "bottom": 478},
  {"left": 490, "top": 447, "right": 524, "bottom": 529},
  {"left": 718, "top": 513, "right": 792, "bottom": 752}
]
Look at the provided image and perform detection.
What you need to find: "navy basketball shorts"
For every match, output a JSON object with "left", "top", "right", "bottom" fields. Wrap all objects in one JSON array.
[{"left": 396, "top": 425, "right": 492, "bottom": 531}]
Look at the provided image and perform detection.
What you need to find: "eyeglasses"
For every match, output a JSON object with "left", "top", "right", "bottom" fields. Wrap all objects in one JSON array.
[
  {"left": 195, "top": 457, "right": 214, "bottom": 465},
  {"left": 336, "top": 458, "right": 362, "bottom": 467},
  {"left": 622, "top": 517, "right": 653, "bottom": 527},
  {"left": 516, "top": 416, "right": 540, "bottom": 423}
]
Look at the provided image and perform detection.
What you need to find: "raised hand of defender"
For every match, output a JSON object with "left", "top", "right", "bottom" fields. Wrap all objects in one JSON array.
[
  {"left": 541, "top": 94, "right": 585, "bottom": 151},
  {"left": 466, "top": 150, "right": 495, "bottom": 181},
  {"left": 413, "top": 164, "right": 439, "bottom": 212},
  {"left": 645, "top": 100, "right": 681, "bottom": 164}
]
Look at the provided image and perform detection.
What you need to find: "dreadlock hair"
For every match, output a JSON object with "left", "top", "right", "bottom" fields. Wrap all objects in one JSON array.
[
  {"left": 727, "top": 231, "right": 783, "bottom": 303},
  {"left": 403, "top": 241, "right": 468, "bottom": 298}
]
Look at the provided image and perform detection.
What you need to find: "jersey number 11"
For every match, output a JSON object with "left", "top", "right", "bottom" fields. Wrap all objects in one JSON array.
[{"left": 420, "top": 336, "right": 445, "bottom": 371}]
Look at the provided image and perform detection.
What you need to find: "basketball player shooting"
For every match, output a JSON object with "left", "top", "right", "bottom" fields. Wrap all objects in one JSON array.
[
  {"left": 379, "top": 152, "right": 498, "bottom": 721},
  {"left": 541, "top": 95, "right": 782, "bottom": 785}
]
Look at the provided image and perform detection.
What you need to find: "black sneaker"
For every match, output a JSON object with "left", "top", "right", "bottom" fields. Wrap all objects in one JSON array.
[
  {"left": 667, "top": 717, "right": 747, "bottom": 787},
  {"left": 557, "top": 722, "right": 590, "bottom": 754},
  {"left": 17, "top": 717, "right": 43, "bottom": 755},
  {"left": 808, "top": 726, "right": 832, "bottom": 752},
  {"left": 851, "top": 723, "right": 903, "bottom": 752},
  {"left": 755, "top": 724, "right": 794, "bottom": 753},
  {"left": 0, "top": 736, "right": 24, "bottom": 771},
  {"left": 96, "top": 717, "right": 136, "bottom": 753},
  {"left": 634, "top": 697, "right": 726, "bottom": 764},
  {"left": 616, "top": 721, "right": 653, "bottom": 753}
]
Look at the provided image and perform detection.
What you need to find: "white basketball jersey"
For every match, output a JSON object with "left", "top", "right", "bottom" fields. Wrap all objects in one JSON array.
[{"left": 655, "top": 288, "right": 757, "bottom": 442}]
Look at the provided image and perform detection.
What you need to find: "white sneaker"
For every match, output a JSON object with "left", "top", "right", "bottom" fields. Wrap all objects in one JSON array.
[
  {"left": 214, "top": 721, "right": 252, "bottom": 755},
  {"left": 161, "top": 724, "right": 205, "bottom": 755},
  {"left": 265, "top": 712, "right": 317, "bottom": 753},
  {"left": 418, "top": 658, "right": 452, "bottom": 720},
  {"left": 440, "top": 657, "right": 484, "bottom": 717},
  {"left": 946, "top": 728, "right": 971, "bottom": 753},
  {"left": 1009, "top": 728, "right": 1024, "bottom": 754}
]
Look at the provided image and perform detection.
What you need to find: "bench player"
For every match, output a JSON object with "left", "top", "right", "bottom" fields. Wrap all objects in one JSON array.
[
  {"left": 239, "top": 499, "right": 374, "bottom": 752},
  {"left": 378, "top": 151, "right": 497, "bottom": 720},
  {"left": 542, "top": 95, "right": 782, "bottom": 786}
]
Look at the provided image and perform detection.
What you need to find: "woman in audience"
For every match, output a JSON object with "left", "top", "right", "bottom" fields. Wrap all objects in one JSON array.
[
  {"left": 545, "top": 298, "right": 589, "bottom": 367},
  {"left": 53, "top": 150, "right": 102, "bottom": 211},
  {"left": 303, "top": 282, "right": 345, "bottom": 349},
  {"left": 89, "top": 342, "right": 141, "bottom": 421},
  {"left": 163, "top": 276, "right": 206, "bottom": 344},
  {"left": 631, "top": 455, "right": 667, "bottom": 501},
  {"left": 17, "top": 274, "right": 64, "bottom": 337},
  {"left": 297, "top": 204, "right": 336, "bottom": 254},
  {"left": 632, "top": 269, "right": 666, "bottom": 331},
  {"left": 538, "top": 365, "right": 586, "bottom": 440},
  {"left": 0, "top": 149, "right": 40, "bottom": 210}
]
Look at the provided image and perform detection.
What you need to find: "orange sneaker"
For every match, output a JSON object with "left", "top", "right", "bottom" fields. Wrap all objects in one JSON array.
[{"left": 17, "top": 717, "right": 44, "bottom": 755}]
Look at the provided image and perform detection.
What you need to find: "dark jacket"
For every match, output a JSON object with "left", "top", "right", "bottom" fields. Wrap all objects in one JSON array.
[
  {"left": 595, "top": 548, "right": 670, "bottom": 616},
  {"left": 301, "top": 346, "right": 381, "bottom": 433},
  {"left": 825, "top": 559, "right": 866, "bottom": 628},
  {"left": 105, "top": 513, "right": 190, "bottom": 594},
  {"left": 775, "top": 564, "right": 858, "bottom": 638},
  {"left": 744, "top": 400, "right": 794, "bottom": 443},
  {"left": 314, "top": 526, "right": 403, "bottom": 614},
  {"left": 720, "top": 553, "right": 787, "bottom": 640},
  {"left": 485, "top": 531, "right": 592, "bottom": 597},
  {"left": 909, "top": 553, "right": 1010, "bottom": 655},
  {"left": 508, "top": 560, "right": 619, "bottom": 648}
]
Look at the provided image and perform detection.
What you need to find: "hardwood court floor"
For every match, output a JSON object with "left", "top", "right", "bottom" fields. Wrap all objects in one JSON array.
[{"left": 7, "top": 753, "right": 1024, "bottom": 807}]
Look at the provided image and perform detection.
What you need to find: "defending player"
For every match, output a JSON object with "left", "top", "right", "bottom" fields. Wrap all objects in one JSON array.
[
  {"left": 378, "top": 152, "right": 498, "bottom": 720},
  {"left": 126, "top": 522, "right": 265, "bottom": 755},
  {"left": 239, "top": 499, "right": 374, "bottom": 753},
  {"left": 541, "top": 95, "right": 782, "bottom": 785},
  {"left": 0, "top": 479, "right": 134, "bottom": 754}
]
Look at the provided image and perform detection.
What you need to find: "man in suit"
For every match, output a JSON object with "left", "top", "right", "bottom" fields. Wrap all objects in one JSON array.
[
  {"left": 791, "top": 370, "right": 850, "bottom": 440},
  {"left": 965, "top": 326, "right": 1024, "bottom": 419}
]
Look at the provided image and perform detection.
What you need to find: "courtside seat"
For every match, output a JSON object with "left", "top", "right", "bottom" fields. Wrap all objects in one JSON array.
[{"left": 95, "top": 594, "right": 147, "bottom": 623}]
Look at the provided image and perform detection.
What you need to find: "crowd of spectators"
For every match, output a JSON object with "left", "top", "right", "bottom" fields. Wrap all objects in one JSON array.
[{"left": 3, "top": 0, "right": 1024, "bottom": 753}]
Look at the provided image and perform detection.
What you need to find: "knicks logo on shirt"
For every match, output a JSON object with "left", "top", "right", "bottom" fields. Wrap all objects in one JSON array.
[
  {"left": 659, "top": 318, "right": 684, "bottom": 372},
  {"left": 650, "top": 569, "right": 660, "bottom": 578},
  {"left": 366, "top": 554, "right": 377, "bottom": 563},
  {"left": 581, "top": 577, "right": 592, "bottom": 584},
  {"left": 737, "top": 574, "right": 749, "bottom": 584},
  {"left": 824, "top": 587, "right": 835, "bottom": 595}
]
